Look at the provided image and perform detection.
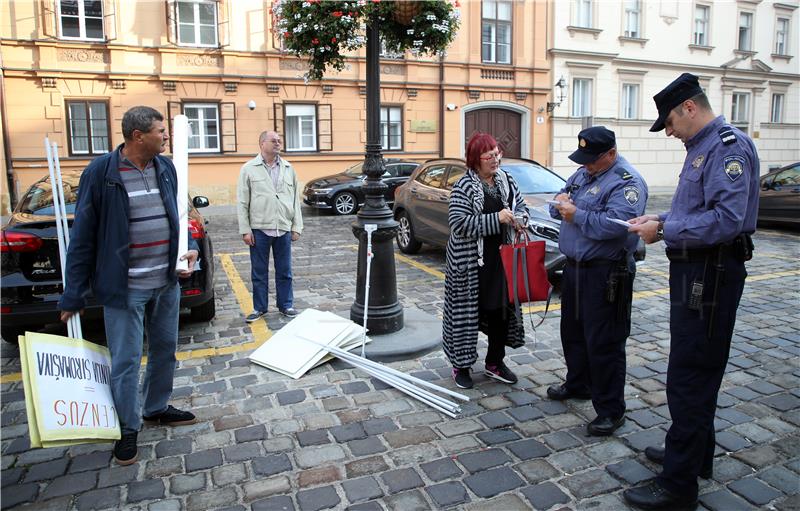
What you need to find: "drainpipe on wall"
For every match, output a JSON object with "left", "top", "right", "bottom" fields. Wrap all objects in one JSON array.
[
  {"left": 0, "top": 60, "right": 16, "bottom": 211},
  {"left": 438, "top": 55, "right": 445, "bottom": 158}
]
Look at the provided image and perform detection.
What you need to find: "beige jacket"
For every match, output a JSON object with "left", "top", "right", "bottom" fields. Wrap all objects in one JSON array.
[{"left": 237, "top": 154, "right": 303, "bottom": 235}]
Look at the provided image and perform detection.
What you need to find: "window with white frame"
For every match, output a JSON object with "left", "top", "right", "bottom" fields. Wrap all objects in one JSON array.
[
  {"left": 380, "top": 106, "right": 402, "bottom": 151},
  {"left": 184, "top": 103, "right": 220, "bottom": 153},
  {"left": 775, "top": 18, "right": 789, "bottom": 55},
  {"left": 624, "top": 0, "right": 640, "bottom": 38},
  {"left": 621, "top": 83, "right": 639, "bottom": 119},
  {"left": 66, "top": 100, "right": 110, "bottom": 155},
  {"left": 738, "top": 12, "right": 753, "bottom": 51},
  {"left": 731, "top": 93, "right": 750, "bottom": 124},
  {"left": 693, "top": 4, "right": 710, "bottom": 45},
  {"left": 771, "top": 94, "right": 784, "bottom": 123},
  {"left": 285, "top": 104, "right": 317, "bottom": 152},
  {"left": 58, "top": 0, "right": 104, "bottom": 40},
  {"left": 572, "top": 78, "right": 592, "bottom": 117},
  {"left": 576, "top": 0, "right": 593, "bottom": 28},
  {"left": 177, "top": 0, "right": 218, "bottom": 47},
  {"left": 481, "top": 0, "right": 512, "bottom": 64}
]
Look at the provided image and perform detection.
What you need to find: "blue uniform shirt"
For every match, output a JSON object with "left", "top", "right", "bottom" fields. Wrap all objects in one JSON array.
[
  {"left": 659, "top": 116, "right": 759, "bottom": 249},
  {"left": 550, "top": 155, "right": 648, "bottom": 261}
]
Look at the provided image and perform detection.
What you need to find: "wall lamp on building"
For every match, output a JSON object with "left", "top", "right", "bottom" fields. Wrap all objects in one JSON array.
[
  {"left": 545, "top": 76, "right": 567, "bottom": 113},
  {"left": 248, "top": 100, "right": 256, "bottom": 111}
]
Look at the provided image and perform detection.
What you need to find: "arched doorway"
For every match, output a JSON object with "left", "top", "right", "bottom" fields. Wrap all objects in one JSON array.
[{"left": 465, "top": 108, "right": 522, "bottom": 158}]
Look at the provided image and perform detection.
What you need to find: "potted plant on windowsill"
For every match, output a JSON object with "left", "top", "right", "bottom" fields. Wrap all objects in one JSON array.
[{"left": 272, "top": 0, "right": 461, "bottom": 81}]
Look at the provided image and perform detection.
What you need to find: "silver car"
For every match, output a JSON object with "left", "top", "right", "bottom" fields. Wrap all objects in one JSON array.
[{"left": 392, "top": 158, "right": 568, "bottom": 277}]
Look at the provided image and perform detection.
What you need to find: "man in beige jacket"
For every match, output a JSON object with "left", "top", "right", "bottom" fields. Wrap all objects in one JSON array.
[{"left": 237, "top": 131, "right": 303, "bottom": 322}]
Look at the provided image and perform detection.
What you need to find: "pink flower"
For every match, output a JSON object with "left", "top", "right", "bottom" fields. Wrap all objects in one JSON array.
[{"left": 311, "top": 37, "right": 320, "bottom": 44}]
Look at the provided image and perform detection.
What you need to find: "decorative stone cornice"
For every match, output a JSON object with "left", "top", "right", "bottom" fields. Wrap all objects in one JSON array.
[
  {"left": 111, "top": 79, "right": 125, "bottom": 89},
  {"left": 57, "top": 48, "right": 106, "bottom": 63},
  {"left": 41, "top": 77, "right": 58, "bottom": 88},
  {"left": 177, "top": 54, "right": 220, "bottom": 67},
  {"left": 380, "top": 64, "right": 404, "bottom": 76},
  {"left": 162, "top": 81, "right": 177, "bottom": 92}
]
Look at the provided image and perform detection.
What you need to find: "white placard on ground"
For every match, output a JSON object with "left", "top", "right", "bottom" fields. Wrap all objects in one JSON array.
[{"left": 249, "top": 309, "right": 371, "bottom": 379}]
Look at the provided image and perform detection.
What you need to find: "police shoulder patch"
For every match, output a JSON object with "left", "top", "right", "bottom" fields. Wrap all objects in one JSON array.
[
  {"left": 718, "top": 126, "right": 737, "bottom": 145},
  {"left": 623, "top": 185, "right": 640, "bottom": 206},
  {"left": 723, "top": 155, "right": 746, "bottom": 182},
  {"left": 615, "top": 168, "right": 633, "bottom": 180}
]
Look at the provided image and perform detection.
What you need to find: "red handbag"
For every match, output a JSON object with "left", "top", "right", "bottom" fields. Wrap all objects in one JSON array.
[{"left": 500, "top": 231, "right": 551, "bottom": 305}]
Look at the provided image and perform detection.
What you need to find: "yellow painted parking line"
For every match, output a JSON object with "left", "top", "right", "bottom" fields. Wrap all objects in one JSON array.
[
  {"left": 759, "top": 252, "right": 800, "bottom": 263},
  {"left": 394, "top": 253, "right": 445, "bottom": 279},
  {"left": 638, "top": 267, "right": 670, "bottom": 278},
  {"left": 219, "top": 254, "right": 272, "bottom": 346},
  {"left": 1, "top": 254, "right": 271, "bottom": 385}
]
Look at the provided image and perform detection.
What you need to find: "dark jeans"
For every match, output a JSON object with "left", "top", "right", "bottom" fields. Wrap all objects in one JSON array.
[
  {"left": 484, "top": 310, "right": 507, "bottom": 366},
  {"left": 657, "top": 254, "right": 746, "bottom": 499},
  {"left": 249, "top": 230, "right": 293, "bottom": 313},
  {"left": 560, "top": 262, "right": 632, "bottom": 420}
]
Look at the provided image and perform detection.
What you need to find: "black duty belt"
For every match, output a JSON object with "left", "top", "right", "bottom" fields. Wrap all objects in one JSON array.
[
  {"left": 666, "top": 245, "right": 728, "bottom": 263},
  {"left": 565, "top": 257, "right": 618, "bottom": 268}
]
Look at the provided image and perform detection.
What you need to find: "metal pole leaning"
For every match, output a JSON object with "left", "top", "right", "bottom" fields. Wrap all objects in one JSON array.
[
  {"left": 360, "top": 224, "right": 377, "bottom": 358},
  {"left": 51, "top": 141, "right": 82, "bottom": 339}
]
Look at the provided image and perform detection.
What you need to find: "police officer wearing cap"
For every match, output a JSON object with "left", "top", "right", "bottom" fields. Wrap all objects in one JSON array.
[
  {"left": 547, "top": 126, "right": 648, "bottom": 437},
  {"left": 625, "top": 73, "right": 759, "bottom": 510}
]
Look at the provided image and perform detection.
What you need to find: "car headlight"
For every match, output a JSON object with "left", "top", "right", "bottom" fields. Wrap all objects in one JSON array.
[
  {"left": 528, "top": 220, "right": 559, "bottom": 243},
  {"left": 310, "top": 188, "right": 333, "bottom": 194}
]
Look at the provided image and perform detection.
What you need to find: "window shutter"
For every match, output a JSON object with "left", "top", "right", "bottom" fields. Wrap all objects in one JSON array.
[
  {"left": 41, "top": 0, "right": 58, "bottom": 38},
  {"left": 167, "top": 101, "right": 183, "bottom": 153},
  {"left": 102, "top": 0, "right": 117, "bottom": 41},
  {"left": 318, "top": 104, "right": 333, "bottom": 151},
  {"left": 216, "top": 0, "right": 230, "bottom": 48},
  {"left": 273, "top": 103, "right": 284, "bottom": 140},
  {"left": 165, "top": 0, "right": 177, "bottom": 44},
  {"left": 220, "top": 102, "right": 237, "bottom": 152}
]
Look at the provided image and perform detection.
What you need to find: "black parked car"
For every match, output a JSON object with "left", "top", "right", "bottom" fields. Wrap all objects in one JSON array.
[
  {"left": 0, "top": 171, "right": 216, "bottom": 343},
  {"left": 303, "top": 159, "right": 420, "bottom": 215},
  {"left": 393, "top": 158, "right": 645, "bottom": 278},
  {"left": 759, "top": 162, "right": 800, "bottom": 227}
]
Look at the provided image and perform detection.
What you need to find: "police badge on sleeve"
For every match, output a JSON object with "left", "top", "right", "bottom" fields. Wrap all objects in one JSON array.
[
  {"left": 723, "top": 155, "right": 746, "bottom": 181},
  {"left": 623, "top": 186, "right": 640, "bottom": 205}
]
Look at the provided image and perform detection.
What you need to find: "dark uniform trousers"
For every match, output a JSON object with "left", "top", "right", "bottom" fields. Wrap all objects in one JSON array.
[
  {"left": 560, "top": 259, "right": 633, "bottom": 420},
  {"left": 657, "top": 250, "right": 747, "bottom": 498}
]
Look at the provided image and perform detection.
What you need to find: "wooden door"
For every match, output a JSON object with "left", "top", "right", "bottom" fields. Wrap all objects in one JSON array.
[{"left": 465, "top": 108, "right": 522, "bottom": 158}]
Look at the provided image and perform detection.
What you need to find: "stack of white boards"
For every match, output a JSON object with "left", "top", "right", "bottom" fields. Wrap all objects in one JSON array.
[{"left": 249, "top": 309, "right": 371, "bottom": 379}]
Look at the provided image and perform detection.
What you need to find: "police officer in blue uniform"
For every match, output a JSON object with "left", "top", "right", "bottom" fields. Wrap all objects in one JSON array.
[
  {"left": 625, "top": 73, "right": 759, "bottom": 510},
  {"left": 547, "top": 126, "right": 648, "bottom": 437}
]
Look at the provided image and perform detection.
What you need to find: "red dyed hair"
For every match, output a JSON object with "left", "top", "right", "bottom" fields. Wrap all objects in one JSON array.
[{"left": 465, "top": 132, "right": 498, "bottom": 171}]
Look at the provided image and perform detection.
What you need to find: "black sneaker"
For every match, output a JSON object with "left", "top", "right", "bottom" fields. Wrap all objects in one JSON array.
[
  {"left": 452, "top": 368, "right": 473, "bottom": 389},
  {"left": 279, "top": 307, "right": 299, "bottom": 318},
  {"left": 484, "top": 362, "right": 518, "bottom": 384},
  {"left": 246, "top": 310, "right": 267, "bottom": 323},
  {"left": 143, "top": 405, "right": 197, "bottom": 426},
  {"left": 113, "top": 431, "right": 139, "bottom": 466}
]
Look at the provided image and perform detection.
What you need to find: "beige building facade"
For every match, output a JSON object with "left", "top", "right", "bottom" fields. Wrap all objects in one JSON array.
[{"left": 0, "top": 0, "right": 554, "bottom": 212}]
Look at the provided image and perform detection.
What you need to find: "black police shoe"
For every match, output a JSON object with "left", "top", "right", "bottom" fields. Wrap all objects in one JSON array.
[
  {"left": 143, "top": 405, "right": 197, "bottom": 426},
  {"left": 644, "top": 446, "right": 712, "bottom": 479},
  {"left": 623, "top": 481, "right": 697, "bottom": 510},
  {"left": 587, "top": 415, "right": 625, "bottom": 436},
  {"left": 246, "top": 310, "right": 267, "bottom": 323},
  {"left": 113, "top": 431, "right": 139, "bottom": 466},
  {"left": 546, "top": 384, "right": 591, "bottom": 401}
]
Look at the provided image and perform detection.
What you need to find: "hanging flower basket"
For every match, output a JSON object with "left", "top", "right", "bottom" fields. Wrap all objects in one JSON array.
[{"left": 273, "top": 0, "right": 461, "bottom": 81}]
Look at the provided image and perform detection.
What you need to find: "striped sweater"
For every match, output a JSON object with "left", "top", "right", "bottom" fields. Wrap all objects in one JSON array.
[
  {"left": 119, "top": 156, "right": 171, "bottom": 290},
  {"left": 441, "top": 169, "right": 529, "bottom": 368}
]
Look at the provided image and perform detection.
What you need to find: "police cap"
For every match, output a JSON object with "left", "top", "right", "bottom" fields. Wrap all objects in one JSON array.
[
  {"left": 650, "top": 73, "right": 704, "bottom": 132},
  {"left": 568, "top": 126, "right": 616, "bottom": 165}
]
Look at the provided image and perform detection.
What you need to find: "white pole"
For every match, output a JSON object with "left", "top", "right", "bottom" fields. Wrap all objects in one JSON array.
[
  {"left": 361, "top": 224, "right": 377, "bottom": 358},
  {"left": 173, "top": 115, "right": 189, "bottom": 273},
  {"left": 45, "top": 140, "right": 80, "bottom": 339},
  {"left": 299, "top": 335, "right": 469, "bottom": 402},
  {"left": 51, "top": 142, "right": 81, "bottom": 339}
]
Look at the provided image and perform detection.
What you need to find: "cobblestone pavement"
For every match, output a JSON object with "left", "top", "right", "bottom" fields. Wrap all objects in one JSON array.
[{"left": 1, "top": 195, "right": 798, "bottom": 510}]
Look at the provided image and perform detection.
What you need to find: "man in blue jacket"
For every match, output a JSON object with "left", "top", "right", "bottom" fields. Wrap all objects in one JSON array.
[{"left": 59, "top": 106, "right": 199, "bottom": 466}]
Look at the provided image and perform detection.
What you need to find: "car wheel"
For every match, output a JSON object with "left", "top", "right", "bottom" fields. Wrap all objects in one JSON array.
[
  {"left": 396, "top": 211, "right": 422, "bottom": 254},
  {"left": 333, "top": 192, "right": 358, "bottom": 215},
  {"left": 190, "top": 291, "right": 216, "bottom": 322},
  {"left": 1, "top": 326, "right": 25, "bottom": 344}
]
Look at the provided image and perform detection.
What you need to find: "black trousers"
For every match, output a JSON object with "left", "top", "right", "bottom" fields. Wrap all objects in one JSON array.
[
  {"left": 560, "top": 261, "right": 632, "bottom": 420},
  {"left": 481, "top": 308, "right": 508, "bottom": 366},
  {"left": 656, "top": 253, "right": 746, "bottom": 498}
]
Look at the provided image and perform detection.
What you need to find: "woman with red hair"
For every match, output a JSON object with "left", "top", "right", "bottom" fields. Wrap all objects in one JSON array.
[{"left": 442, "top": 133, "right": 529, "bottom": 389}]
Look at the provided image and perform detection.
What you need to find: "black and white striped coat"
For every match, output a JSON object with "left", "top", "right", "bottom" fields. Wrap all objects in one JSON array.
[{"left": 442, "top": 169, "right": 529, "bottom": 369}]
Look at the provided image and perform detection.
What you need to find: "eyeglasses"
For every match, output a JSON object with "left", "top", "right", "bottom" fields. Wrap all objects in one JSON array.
[{"left": 480, "top": 152, "right": 501, "bottom": 161}]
